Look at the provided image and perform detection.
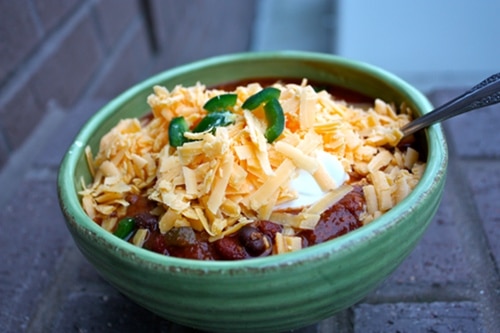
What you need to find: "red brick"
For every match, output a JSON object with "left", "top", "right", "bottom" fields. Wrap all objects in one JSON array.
[
  {"left": 0, "top": 0, "right": 42, "bottom": 82},
  {"left": 90, "top": 20, "right": 153, "bottom": 100},
  {"left": 354, "top": 302, "right": 482, "bottom": 333},
  {"left": 32, "top": 0, "right": 80, "bottom": 33},
  {"left": 149, "top": 0, "right": 255, "bottom": 71},
  {"left": 0, "top": 84, "right": 42, "bottom": 150},
  {"left": 31, "top": 7, "right": 103, "bottom": 109},
  {"left": 93, "top": 0, "right": 139, "bottom": 50}
]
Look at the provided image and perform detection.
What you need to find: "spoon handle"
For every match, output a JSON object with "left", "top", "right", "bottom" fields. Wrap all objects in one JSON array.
[{"left": 401, "top": 73, "right": 500, "bottom": 137}]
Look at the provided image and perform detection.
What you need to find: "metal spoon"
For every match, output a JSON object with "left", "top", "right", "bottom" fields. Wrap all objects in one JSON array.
[{"left": 401, "top": 73, "right": 500, "bottom": 137}]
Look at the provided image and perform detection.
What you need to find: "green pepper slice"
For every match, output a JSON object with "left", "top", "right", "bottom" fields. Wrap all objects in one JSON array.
[
  {"left": 203, "top": 93, "right": 238, "bottom": 112},
  {"left": 193, "top": 111, "right": 236, "bottom": 133},
  {"left": 242, "top": 87, "right": 281, "bottom": 110},
  {"left": 113, "top": 217, "right": 136, "bottom": 240},
  {"left": 263, "top": 98, "right": 285, "bottom": 143},
  {"left": 169, "top": 116, "right": 189, "bottom": 147}
]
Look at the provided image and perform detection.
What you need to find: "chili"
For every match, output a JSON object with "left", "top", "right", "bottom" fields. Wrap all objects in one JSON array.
[
  {"left": 263, "top": 97, "right": 285, "bottom": 143},
  {"left": 116, "top": 188, "right": 365, "bottom": 260},
  {"left": 113, "top": 217, "right": 136, "bottom": 240},
  {"left": 203, "top": 93, "right": 238, "bottom": 112},
  {"left": 193, "top": 111, "right": 236, "bottom": 133},
  {"left": 168, "top": 116, "right": 189, "bottom": 147},
  {"left": 101, "top": 79, "right": 406, "bottom": 260},
  {"left": 242, "top": 87, "right": 281, "bottom": 110}
]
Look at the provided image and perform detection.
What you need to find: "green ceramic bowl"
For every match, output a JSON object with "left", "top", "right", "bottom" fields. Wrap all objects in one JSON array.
[{"left": 58, "top": 51, "right": 447, "bottom": 333}]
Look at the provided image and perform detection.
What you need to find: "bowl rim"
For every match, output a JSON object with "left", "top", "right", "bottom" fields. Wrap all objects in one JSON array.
[{"left": 58, "top": 50, "right": 448, "bottom": 271}]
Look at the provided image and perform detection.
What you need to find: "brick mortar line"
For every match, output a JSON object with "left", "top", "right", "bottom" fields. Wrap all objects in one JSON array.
[
  {"left": 88, "top": 0, "right": 108, "bottom": 55},
  {"left": 446, "top": 157, "right": 500, "bottom": 331},
  {"left": 451, "top": 156, "right": 500, "bottom": 162},
  {"left": 0, "top": 108, "right": 66, "bottom": 206},
  {"left": 26, "top": 0, "right": 44, "bottom": 37},
  {"left": 79, "top": 15, "right": 145, "bottom": 103},
  {"left": 363, "top": 283, "right": 477, "bottom": 304}
]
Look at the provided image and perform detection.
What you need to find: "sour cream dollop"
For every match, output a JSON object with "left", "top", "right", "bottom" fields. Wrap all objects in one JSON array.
[{"left": 275, "top": 151, "right": 349, "bottom": 210}]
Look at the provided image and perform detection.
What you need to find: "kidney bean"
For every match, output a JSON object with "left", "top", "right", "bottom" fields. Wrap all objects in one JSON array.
[
  {"left": 116, "top": 183, "right": 367, "bottom": 260},
  {"left": 143, "top": 232, "right": 169, "bottom": 255},
  {"left": 168, "top": 241, "right": 217, "bottom": 261},
  {"left": 214, "top": 236, "right": 248, "bottom": 260},
  {"left": 254, "top": 220, "right": 283, "bottom": 240},
  {"left": 125, "top": 194, "right": 155, "bottom": 217},
  {"left": 134, "top": 212, "right": 159, "bottom": 232},
  {"left": 238, "top": 226, "right": 272, "bottom": 257}
]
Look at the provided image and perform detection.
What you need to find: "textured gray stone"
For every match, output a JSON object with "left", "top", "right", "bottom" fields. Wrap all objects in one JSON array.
[
  {"left": 429, "top": 89, "right": 500, "bottom": 158},
  {"left": 462, "top": 160, "right": 500, "bottom": 268},
  {"left": 354, "top": 302, "right": 483, "bottom": 333},
  {"left": 0, "top": 178, "right": 69, "bottom": 333},
  {"left": 368, "top": 177, "right": 475, "bottom": 301},
  {"left": 51, "top": 288, "right": 159, "bottom": 332}
]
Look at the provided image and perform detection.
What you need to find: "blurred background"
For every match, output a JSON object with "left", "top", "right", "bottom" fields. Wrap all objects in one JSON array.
[
  {"left": 255, "top": 0, "right": 499, "bottom": 91},
  {"left": 1, "top": 0, "right": 499, "bottom": 171}
]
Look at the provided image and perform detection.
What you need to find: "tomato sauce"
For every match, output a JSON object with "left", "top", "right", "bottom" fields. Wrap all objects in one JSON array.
[{"left": 123, "top": 188, "right": 365, "bottom": 260}]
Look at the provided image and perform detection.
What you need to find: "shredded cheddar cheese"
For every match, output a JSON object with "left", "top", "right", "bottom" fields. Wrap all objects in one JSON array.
[{"left": 79, "top": 80, "right": 426, "bottom": 254}]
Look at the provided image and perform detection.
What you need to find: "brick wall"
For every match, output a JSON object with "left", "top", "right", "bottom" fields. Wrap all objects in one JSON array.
[{"left": 0, "top": 0, "right": 256, "bottom": 169}]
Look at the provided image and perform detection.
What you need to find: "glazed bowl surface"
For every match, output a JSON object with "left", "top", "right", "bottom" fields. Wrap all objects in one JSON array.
[{"left": 58, "top": 51, "right": 447, "bottom": 333}]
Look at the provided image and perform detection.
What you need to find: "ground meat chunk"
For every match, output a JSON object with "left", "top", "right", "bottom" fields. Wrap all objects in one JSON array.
[{"left": 299, "top": 186, "right": 365, "bottom": 247}]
